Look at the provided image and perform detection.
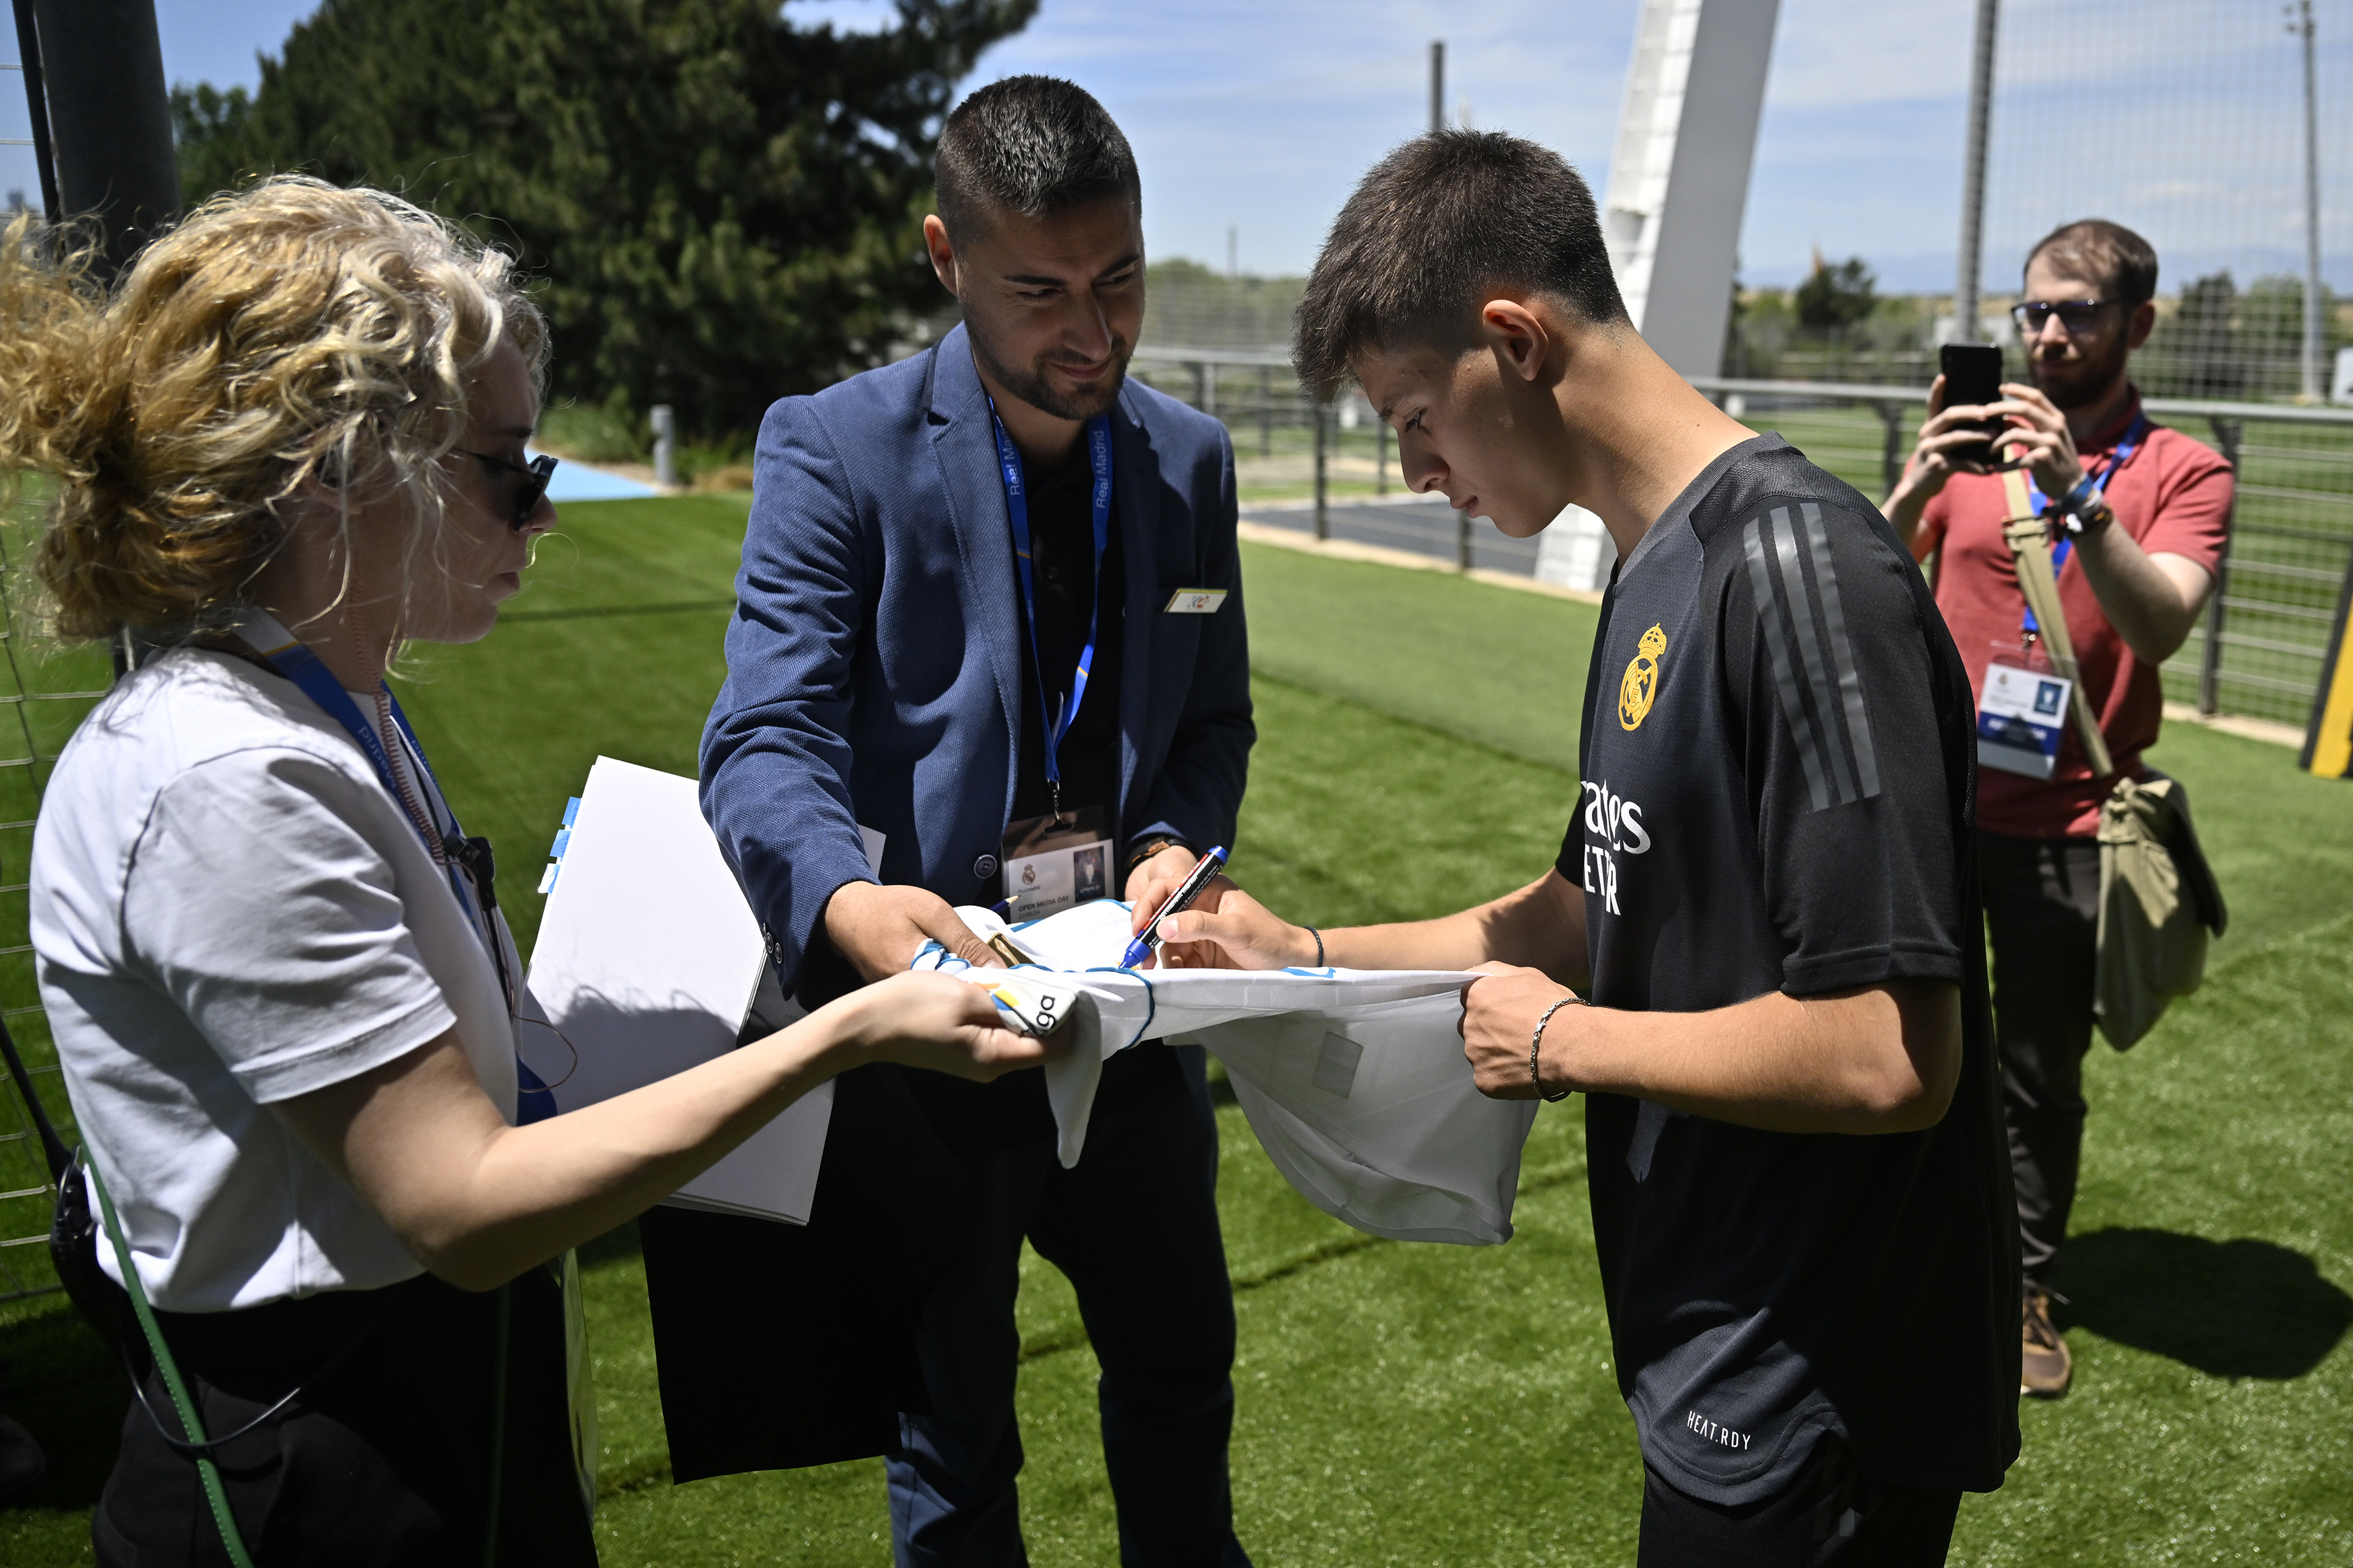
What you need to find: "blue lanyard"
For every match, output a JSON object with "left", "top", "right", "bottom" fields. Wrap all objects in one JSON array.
[
  {"left": 247, "top": 633, "right": 461, "bottom": 870},
  {"left": 2022, "top": 412, "right": 2147, "bottom": 635},
  {"left": 239, "top": 619, "right": 556, "bottom": 1120},
  {"left": 988, "top": 404, "right": 1113, "bottom": 811}
]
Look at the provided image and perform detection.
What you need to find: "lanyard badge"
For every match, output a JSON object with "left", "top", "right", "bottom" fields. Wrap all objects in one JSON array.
[
  {"left": 1980, "top": 414, "right": 2145, "bottom": 779},
  {"left": 1977, "top": 643, "right": 2074, "bottom": 780},
  {"left": 230, "top": 610, "right": 554, "bottom": 1120},
  {"left": 988, "top": 403, "right": 1113, "bottom": 823},
  {"left": 987, "top": 406, "right": 1119, "bottom": 921}
]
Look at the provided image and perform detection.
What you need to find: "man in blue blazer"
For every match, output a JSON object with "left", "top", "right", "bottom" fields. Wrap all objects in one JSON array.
[{"left": 701, "top": 77, "right": 1254, "bottom": 1567}]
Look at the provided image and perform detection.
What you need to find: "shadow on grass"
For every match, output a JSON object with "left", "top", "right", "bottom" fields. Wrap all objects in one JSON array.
[
  {"left": 1, "top": 1304, "right": 124, "bottom": 1512},
  {"left": 2062, "top": 1229, "right": 2353, "bottom": 1379}
]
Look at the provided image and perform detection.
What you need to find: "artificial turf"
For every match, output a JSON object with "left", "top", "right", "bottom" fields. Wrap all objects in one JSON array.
[{"left": 0, "top": 494, "right": 2348, "bottom": 1565}]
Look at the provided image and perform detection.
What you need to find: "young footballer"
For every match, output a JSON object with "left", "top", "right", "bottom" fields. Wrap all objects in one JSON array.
[{"left": 1162, "top": 132, "right": 2020, "bottom": 1565}]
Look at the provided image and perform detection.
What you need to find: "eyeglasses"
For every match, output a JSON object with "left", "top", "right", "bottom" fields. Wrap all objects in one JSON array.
[
  {"left": 2010, "top": 299, "right": 2126, "bottom": 335},
  {"left": 454, "top": 448, "right": 558, "bottom": 530}
]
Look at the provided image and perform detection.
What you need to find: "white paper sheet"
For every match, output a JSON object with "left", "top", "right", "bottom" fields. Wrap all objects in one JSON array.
[
  {"left": 914, "top": 900, "right": 1539, "bottom": 1245},
  {"left": 520, "top": 757, "right": 837, "bottom": 1226}
]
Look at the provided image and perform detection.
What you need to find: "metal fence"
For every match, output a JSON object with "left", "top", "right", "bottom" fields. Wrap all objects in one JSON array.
[
  {"left": 1131, "top": 345, "right": 2353, "bottom": 737},
  {"left": 1688, "top": 377, "right": 2353, "bottom": 731}
]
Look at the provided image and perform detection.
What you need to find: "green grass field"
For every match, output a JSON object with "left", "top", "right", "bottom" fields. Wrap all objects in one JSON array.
[{"left": 3, "top": 495, "right": 2350, "bottom": 1565}]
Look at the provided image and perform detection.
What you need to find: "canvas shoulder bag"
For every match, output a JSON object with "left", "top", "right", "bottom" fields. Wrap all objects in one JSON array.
[{"left": 1999, "top": 468, "right": 2229, "bottom": 1049}]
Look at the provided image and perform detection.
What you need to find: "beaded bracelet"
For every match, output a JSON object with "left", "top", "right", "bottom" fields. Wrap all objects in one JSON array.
[
  {"left": 1529, "top": 995, "right": 1583, "bottom": 1103},
  {"left": 1303, "top": 925, "right": 1324, "bottom": 966}
]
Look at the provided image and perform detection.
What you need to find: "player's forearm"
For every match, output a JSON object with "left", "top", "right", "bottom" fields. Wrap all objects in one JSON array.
[
  {"left": 2075, "top": 527, "right": 2208, "bottom": 663},
  {"left": 1328, "top": 872, "right": 1587, "bottom": 986},
  {"left": 1558, "top": 981, "right": 1960, "bottom": 1134}
]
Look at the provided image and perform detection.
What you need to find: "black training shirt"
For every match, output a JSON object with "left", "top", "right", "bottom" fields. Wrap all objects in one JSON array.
[{"left": 1555, "top": 435, "right": 2019, "bottom": 1503}]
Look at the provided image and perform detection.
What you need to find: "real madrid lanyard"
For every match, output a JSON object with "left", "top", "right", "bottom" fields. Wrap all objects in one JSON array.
[
  {"left": 2020, "top": 411, "right": 2147, "bottom": 638},
  {"left": 233, "top": 610, "right": 555, "bottom": 1119},
  {"left": 988, "top": 401, "right": 1113, "bottom": 821}
]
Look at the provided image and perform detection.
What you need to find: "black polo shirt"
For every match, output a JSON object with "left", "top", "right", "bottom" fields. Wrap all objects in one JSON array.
[{"left": 1554, "top": 436, "right": 2019, "bottom": 1503}]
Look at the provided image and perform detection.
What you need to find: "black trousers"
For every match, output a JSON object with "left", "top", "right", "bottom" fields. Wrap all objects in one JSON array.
[
  {"left": 95, "top": 1268, "right": 595, "bottom": 1567},
  {"left": 1978, "top": 829, "right": 2104, "bottom": 1291},
  {"left": 885, "top": 1046, "right": 1248, "bottom": 1568},
  {"left": 1638, "top": 1438, "right": 1961, "bottom": 1567}
]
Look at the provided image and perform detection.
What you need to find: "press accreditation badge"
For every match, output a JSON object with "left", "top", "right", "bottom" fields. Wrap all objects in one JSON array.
[
  {"left": 1977, "top": 657, "right": 2073, "bottom": 780},
  {"left": 1001, "top": 804, "right": 1114, "bottom": 921}
]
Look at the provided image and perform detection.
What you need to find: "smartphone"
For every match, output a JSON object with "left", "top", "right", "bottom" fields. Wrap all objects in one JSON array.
[{"left": 1938, "top": 342, "right": 2010, "bottom": 470}]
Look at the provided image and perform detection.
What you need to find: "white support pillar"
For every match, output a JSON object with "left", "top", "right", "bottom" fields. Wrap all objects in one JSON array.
[
  {"left": 1601, "top": 0, "right": 1780, "bottom": 372},
  {"left": 1538, "top": 0, "right": 1780, "bottom": 594}
]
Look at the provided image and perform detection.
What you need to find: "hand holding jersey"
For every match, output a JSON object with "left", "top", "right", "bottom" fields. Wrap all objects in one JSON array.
[{"left": 1166, "top": 313, "right": 1970, "bottom": 1139}]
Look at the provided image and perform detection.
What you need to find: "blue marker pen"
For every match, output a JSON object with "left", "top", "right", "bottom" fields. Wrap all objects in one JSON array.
[{"left": 1120, "top": 846, "right": 1228, "bottom": 969}]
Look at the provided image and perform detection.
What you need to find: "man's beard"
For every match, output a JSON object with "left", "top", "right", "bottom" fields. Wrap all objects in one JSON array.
[
  {"left": 968, "top": 318, "right": 1131, "bottom": 423},
  {"left": 2030, "top": 329, "right": 2131, "bottom": 412}
]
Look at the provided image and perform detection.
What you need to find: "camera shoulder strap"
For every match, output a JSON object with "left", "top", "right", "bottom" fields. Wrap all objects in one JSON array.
[{"left": 2000, "top": 468, "right": 2116, "bottom": 777}]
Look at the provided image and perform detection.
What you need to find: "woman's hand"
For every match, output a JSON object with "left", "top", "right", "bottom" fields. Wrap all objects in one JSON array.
[
  {"left": 836, "top": 971, "right": 1061, "bottom": 1080},
  {"left": 1154, "top": 889, "right": 1320, "bottom": 971}
]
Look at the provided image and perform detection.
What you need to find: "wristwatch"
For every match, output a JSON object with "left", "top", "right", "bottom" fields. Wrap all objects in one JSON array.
[
  {"left": 2048, "top": 472, "right": 2114, "bottom": 538},
  {"left": 1125, "top": 835, "right": 1192, "bottom": 875},
  {"left": 2059, "top": 496, "right": 2116, "bottom": 538}
]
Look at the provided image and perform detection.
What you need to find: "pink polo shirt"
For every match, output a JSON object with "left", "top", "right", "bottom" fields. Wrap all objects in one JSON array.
[{"left": 1913, "top": 391, "right": 2233, "bottom": 838}]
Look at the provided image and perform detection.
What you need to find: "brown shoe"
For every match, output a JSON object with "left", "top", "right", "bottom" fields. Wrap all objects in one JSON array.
[{"left": 2022, "top": 1286, "right": 2072, "bottom": 1399}]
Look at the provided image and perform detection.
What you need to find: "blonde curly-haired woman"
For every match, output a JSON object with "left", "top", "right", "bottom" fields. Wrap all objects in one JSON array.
[{"left": 9, "top": 177, "right": 1053, "bottom": 1566}]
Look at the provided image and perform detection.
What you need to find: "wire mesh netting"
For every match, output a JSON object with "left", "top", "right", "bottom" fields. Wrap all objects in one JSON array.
[
  {"left": 1974, "top": 0, "right": 2353, "bottom": 734},
  {"left": 1982, "top": 0, "right": 2351, "bottom": 400},
  {"left": 0, "top": 522, "right": 107, "bottom": 1305},
  {"left": 1707, "top": 390, "right": 2353, "bottom": 731},
  {"left": 2176, "top": 413, "right": 2353, "bottom": 720}
]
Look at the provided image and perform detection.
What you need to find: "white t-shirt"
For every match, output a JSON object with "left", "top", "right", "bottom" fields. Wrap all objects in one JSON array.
[{"left": 31, "top": 647, "right": 520, "bottom": 1313}]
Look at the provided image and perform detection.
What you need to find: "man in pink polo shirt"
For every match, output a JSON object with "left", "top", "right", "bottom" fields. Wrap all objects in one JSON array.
[{"left": 1883, "top": 219, "right": 2232, "bottom": 1399}]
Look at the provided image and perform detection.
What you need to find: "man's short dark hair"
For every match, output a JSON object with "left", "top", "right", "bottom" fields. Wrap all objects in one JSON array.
[
  {"left": 934, "top": 76, "right": 1140, "bottom": 245},
  {"left": 2026, "top": 219, "right": 2159, "bottom": 304},
  {"left": 1294, "top": 130, "right": 1630, "bottom": 397}
]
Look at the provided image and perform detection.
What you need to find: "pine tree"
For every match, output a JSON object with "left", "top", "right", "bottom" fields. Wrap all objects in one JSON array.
[{"left": 171, "top": 0, "right": 1036, "bottom": 434}]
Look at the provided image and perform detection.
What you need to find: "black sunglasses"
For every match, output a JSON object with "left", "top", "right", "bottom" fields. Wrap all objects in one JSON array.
[
  {"left": 2011, "top": 299, "right": 2126, "bottom": 335},
  {"left": 455, "top": 448, "right": 558, "bottom": 530}
]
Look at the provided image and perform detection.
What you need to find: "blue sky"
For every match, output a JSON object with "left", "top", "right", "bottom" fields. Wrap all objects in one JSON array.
[{"left": 4, "top": 0, "right": 2343, "bottom": 295}]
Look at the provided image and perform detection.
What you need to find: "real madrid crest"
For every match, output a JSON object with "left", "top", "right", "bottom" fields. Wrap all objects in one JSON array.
[{"left": 1619, "top": 623, "right": 1667, "bottom": 731}]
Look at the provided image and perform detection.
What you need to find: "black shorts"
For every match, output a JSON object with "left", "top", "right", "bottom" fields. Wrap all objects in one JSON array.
[
  {"left": 95, "top": 1266, "right": 596, "bottom": 1567},
  {"left": 1638, "top": 1437, "right": 1961, "bottom": 1568}
]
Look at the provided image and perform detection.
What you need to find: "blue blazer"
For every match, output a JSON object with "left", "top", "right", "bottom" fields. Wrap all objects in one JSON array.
[{"left": 701, "top": 323, "right": 1254, "bottom": 988}]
